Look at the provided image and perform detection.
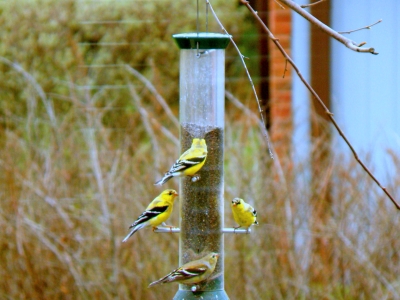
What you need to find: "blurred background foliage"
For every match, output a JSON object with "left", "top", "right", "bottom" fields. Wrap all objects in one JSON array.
[{"left": 1, "top": 0, "right": 400, "bottom": 299}]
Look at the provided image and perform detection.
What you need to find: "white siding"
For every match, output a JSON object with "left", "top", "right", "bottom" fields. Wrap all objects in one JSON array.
[
  {"left": 291, "top": 5, "right": 312, "bottom": 264},
  {"left": 331, "top": 0, "right": 400, "bottom": 181},
  {"left": 292, "top": 5, "right": 311, "bottom": 165}
]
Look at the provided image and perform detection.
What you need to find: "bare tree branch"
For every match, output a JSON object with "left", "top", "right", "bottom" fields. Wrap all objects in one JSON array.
[
  {"left": 277, "top": 0, "right": 378, "bottom": 54},
  {"left": 300, "top": 0, "right": 326, "bottom": 9},
  {"left": 208, "top": 1, "right": 295, "bottom": 236},
  {"left": 273, "top": 0, "right": 286, "bottom": 9},
  {"left": 241, "top": 0, "right": 400, "bottom": 210},
  {"left": 338, "top": 19, "right": 382, "bottom": 34},
  {"left": 206, "top": 0, "right": 274, "bottom": 160}
]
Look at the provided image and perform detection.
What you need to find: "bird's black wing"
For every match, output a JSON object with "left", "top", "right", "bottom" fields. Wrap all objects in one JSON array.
[{"left": 129, "top": 205, "right": 169, "bottom": 228}]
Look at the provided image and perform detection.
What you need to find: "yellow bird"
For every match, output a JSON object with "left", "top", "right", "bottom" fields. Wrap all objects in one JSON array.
[
  {"left": 149, "top": 252, "right": 219, "bottom": 287},
  {"left": 155, "top": 138, "right": 207, "bottom": 185},
  {"left": 231, "top": 198, "right": 258, "bottom": 231},
  {"left": 122, "top": 189, "right": 178, "bottom": 242}
]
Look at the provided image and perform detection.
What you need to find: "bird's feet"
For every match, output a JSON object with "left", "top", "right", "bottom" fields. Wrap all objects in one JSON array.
[
  {"left": 191, "top": 285, "right": 200, "bottom": 292},
  {"left": 161, "top": 222, "right": 175, "bottom": 233},
  {"left": 190, "top": 174, "right": 201, "bottom": 183}
]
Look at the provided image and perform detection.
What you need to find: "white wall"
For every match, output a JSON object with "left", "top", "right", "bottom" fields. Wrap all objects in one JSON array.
[
  {"left": 292, "top": 3, "right": 311, "bottom": 166},
  {"left": 331, "top": 0, "right": 400, "bottom": 181},
  {"left": 291, "top": 3, "right": 312, "bottom": 265}
]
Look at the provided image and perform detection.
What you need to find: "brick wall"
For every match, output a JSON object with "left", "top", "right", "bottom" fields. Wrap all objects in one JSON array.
[{"left": 268, "top": 0, "right": 292, "bottom": 160}]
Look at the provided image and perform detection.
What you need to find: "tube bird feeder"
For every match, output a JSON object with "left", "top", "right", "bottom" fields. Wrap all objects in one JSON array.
[{"left": 172, "top": 32, "right": 230, "bottom": 300}]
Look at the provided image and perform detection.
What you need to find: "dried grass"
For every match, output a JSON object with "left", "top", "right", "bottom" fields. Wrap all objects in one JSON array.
[{"left": 1, "top": 0, "right": 400, "bottom": 299}]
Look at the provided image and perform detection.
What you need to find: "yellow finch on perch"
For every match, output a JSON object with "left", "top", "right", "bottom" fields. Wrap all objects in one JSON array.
[
  {"left": 149, "top": 252, "right": 219, "bottom": 287},
  {"left": 231, "top": 198, "right": 258, "bottom": 231},
  {"left": 155, "top": 138, "right": 207, "bottom": 185},
  {"left": 122, "top": 189, "right": 178, "bottom": 242}
]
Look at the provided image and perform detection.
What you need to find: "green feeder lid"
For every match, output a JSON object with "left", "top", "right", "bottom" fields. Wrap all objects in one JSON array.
[{"left": 173, "top": 32, "right": 231, "bottom": 50}]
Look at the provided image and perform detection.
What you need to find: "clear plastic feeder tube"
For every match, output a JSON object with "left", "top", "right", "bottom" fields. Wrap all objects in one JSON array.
[{"left": 173, "top": 33, "right": 230, "bottom": 299}]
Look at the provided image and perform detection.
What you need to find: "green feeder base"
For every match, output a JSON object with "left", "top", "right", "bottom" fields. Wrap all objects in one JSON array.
[{"left": 173, "top": 290, "right": 229, "bottom": 300}]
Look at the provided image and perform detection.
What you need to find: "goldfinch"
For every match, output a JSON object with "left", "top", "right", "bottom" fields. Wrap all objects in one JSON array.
[
  {"left": 149, "top": 252, "right": 219, "bottom": 287},
  {"left": 122, "top": 189, "right": 178, "bottom": 242},
  {"left": 231, "top": 198, "right": 258, "bottom": 231},
  {"left": 155, "top": 138, "right": 207, "bottom": 185}
]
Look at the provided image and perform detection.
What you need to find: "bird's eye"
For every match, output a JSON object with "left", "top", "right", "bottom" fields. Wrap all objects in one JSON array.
[{"left": 169, "top": 191, "right": 172, "bottom": 195}]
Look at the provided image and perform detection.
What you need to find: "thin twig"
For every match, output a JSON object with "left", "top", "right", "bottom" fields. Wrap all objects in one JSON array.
[
  {"left": 84, "top": 128, "right": 112, "bottom": 232},
  {"left": 274, "top": 0, "right": 286, "bottom": 9},
  {"left": 209, "top": 1, "right": 295, "bottom": 237},
  {"left": 283, "top": 59, "right": 288, "bottom": 78},
  {"left": 338, "top": 19, "right": 382, "bottom": 34},
  {"left": 149, "top": 117, "right": 179, "bottom": 147},
  {"left": 24, "top": 218, "right": 88, "bottom": 298},
  {"left": 206, "top": 0, "right": 274, "bottom": 160},
  {"left": 0, "top": 57, "right": 58, "bottom": 127},
  {"left": 241, "top": 0, "right": 400, "bottom": 210},
  {"left": 225, "top": 90, "right": 265, "bottom": 133},
  {"left": 127, "top": 82, "right": 161, "bottom": 177},
  {"left": 300, "top": 0, "right": 325, "bottom": 9},
  {"left": 16, "top": 174, "right": 74, "bottom": 229},
  {"left": 276, "top": 0, "right": 378, "bottom": 55},
  {"left": 0, "top": 56, "right": 60, "bottom": 151},
  {"left": 124, "top": 65, "right": 179, "bottom": 129},
  {"left": 338, "top": 231, "right": 400, "bottom": 298}
]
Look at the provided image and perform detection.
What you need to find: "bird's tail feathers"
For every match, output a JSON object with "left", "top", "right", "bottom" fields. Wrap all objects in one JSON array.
[
  {"left": 154, "top": 174, "right": 173, "bottom": 186},
  {"left": 148, "top": 279, "right": 160, "bottom": 288},
  {"left": 122, "top": 223, "right": 145, "bottom": 242},
  {"left": 148, "top": 268, "right": 177, "bottom": 287},
  {"left": 148, "top": 276, "right": 167, "bottom": 288}
]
